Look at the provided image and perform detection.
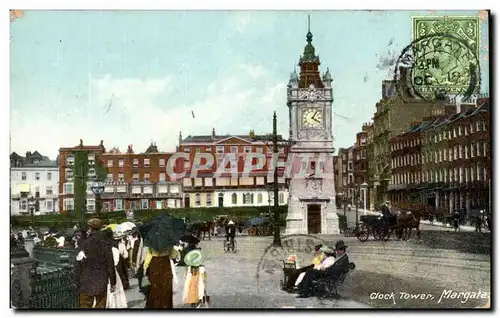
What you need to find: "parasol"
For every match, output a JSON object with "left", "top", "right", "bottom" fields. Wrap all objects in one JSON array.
[
  {"left": 105, "top": 224, "right": 118, "bottom": 231},
  {"left": 139, "top": 214, "right": 186, "bottom": 253},
  {"left": 118, "top": 222, "right": 136, "bottom": 233}
]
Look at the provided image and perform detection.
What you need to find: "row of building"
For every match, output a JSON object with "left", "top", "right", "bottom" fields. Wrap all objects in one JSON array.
[
  {"left": 333, "top": 78, "right": 491, "bottom": 218},
  {"left": 10, "top": 129, "right": 289, "bottom": 216}
]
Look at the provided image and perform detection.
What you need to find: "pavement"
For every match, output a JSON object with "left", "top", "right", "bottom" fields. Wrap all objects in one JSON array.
[{"left": 124, "top": 230, "right": 491, "bottom": 309}]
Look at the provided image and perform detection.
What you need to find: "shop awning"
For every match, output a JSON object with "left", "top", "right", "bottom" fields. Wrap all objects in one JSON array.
[{"left": 17, "top": 184, "right": 30, "bottom": 193}]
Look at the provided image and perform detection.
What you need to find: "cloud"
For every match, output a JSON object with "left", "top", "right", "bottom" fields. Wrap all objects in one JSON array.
[{"left": 10, "top": 61, "right": 287, "bottom": 158}]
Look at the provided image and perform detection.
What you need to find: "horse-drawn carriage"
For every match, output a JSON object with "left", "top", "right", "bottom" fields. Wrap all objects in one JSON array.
[
  {"left": 356, "top": 210, "right": 421, "bottom": 242},
  {"left": 247, "top": 217, "right": 273, "bottom": 236}
]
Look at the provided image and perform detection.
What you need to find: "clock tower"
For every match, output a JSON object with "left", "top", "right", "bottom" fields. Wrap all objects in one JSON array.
[{"left": 285, "top": 18, "right": 339, "bottom": 235}]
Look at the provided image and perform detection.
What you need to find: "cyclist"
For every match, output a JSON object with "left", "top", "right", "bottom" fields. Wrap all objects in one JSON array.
[{"left": 225, "top": 220, "right": 236, "bottom": 248}]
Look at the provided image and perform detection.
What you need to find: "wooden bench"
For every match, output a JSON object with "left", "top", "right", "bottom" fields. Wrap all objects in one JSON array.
[{"left": 311, "top": 262, "right": 356, "bottom": 299}]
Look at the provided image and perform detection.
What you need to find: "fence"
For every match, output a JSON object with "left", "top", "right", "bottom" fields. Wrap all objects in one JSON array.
[{"left": 27, "top": 246, "right": 79, "bottom": 309}]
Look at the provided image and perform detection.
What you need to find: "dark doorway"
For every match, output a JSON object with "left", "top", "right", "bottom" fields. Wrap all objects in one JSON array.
[
  {"left": 218, "top": 193, "right": 224, "bottom": 208},
  {"left": 184, "top": 195, "right": 190, "bottom": 208},
  {"left": 307, "top": 204, "right": 322, "bottom": 234},
  {"left": 427, "top": 196, "right": 436, "bottom": 209}
]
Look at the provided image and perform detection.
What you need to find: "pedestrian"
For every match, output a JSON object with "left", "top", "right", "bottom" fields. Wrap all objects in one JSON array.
[
  {"left": 182, "top": 243, "right": 208, "bottom": 308},
  {"left": 141, "top": 245, "right": 180, "bottom": 308},
  {"left": 127, "top": 229, "right": 145, "bottom": 275},
  {"left": 296, "top": 241, "right": 349, "bottom": 298},
  {"left": 102, "top": 229, "right": 128, "bottom": 308},
  {"left": 113, "top": 231, "right": 130, "bottom": 290},
  {"left": 75, "top": 218, "right": 116, "bottom": 308}
]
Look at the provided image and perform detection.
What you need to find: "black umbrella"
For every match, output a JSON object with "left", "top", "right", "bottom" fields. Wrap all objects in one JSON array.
[
  {"left": 179, "top": 234, "right": 200, "bottom": 245},
  {"left": 139, "top": 214, "right": 186, "bottom": 253}
]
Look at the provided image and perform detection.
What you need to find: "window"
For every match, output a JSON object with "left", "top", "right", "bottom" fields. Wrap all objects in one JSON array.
[
  {"left": 143, "top": 158, "right": 150, "bottom": 167},
  {"left": 115, "top": 199, "right": 123, "bottom": 210},
  {"left": 464, "top": 125, "right": 469, "bottom": 136},
  {"left": 454, "top": 146, "right": 458, "bottom": 160},
  {"left": 64, "top": 183, "right": 74, "bottom": 194},
  {"left": 21, "top": 172, "right": 27, "bottom": 180},
  {"left": 195, "top": 147, "right": 201, "bottom": 153},
  {"left": 141, "top": 199, "right": 149, "bottom": 209},
  {"left": 453, "top": 128, "right": 457, "bottom": 138},
  {"left": 118, "top": 173, "right": 124, "bottom": 182},
  {"left": 243, "top": 193, "right": 253, "bottom": 204},
  {"left": 195, "top": 193, "right": 201, "bottom": 206},
  {"left": 231, "top": 193, "right": 237, "bottom": 205},
  {"left": 458, "top": 125, "right": 462, "bottom": 135},
  {"left": 256, "top": 147, "right": 263, "bottom": 153},
  {"left": 459, "top": 145, "right": 463, "bottom": 159},
  {"left": 470, "top": 123, "right": 474, "bottom": 134},
  {"left": 118, "top": 159, "right": 124, "bottom": 167},
  {"left": 47, "top": 172, "right": 52, "bottom": 181},
  {"left": 117, "top": 185, "right": 127, "bottom": 193},
  {"left": 133, "top": 159, "right": 139, "bottom": 167},
  {"left": 184, "top": 160, "right": 190, "bottom": 170},
  {"left": 35, "top": 172, "right": 40, "bottom": 180},
  {"left": 159, "top": 173, "right": 166, "bottom": 182},
  {"left": 107, "top": 173, "right": 113, "bottom": 182},
  {"left": 244, "top": 146, "right": 251, "bottom": 153},
  {"left": 159, "top": 158, "right": 165, "bottom": 167},
  {"left": 216, "top": 146, "right": 224, "bottom": 153},
  {"left": 483, "top": 141, "right": 487, "bottom": 156},
  {"left": 476, "top": 121, "right": 481, "bottom": 131},
  {"left": 156, "top": 200, "right": 163, "bottom": 209},
  {"left": 184, "top": 147, "right": 190, "bottom": 153},
  {"left": 206, "top": 194, "right": 212, "bottom": 206},
  {"left": 230, "top": 146, "right": 238, "bottom": 153},
  {"left": 144, "top": 173, "right": 150, "bottom": 181},
  {"left": 279, "top": 193, "right": 285, "bottom": 204},
  {"left": 63, "top": 198, "right": 74, "bottom": 211},
  {"left": 46, "top": 186, "right": 53, "bottom": 195},
  {"left": 133, "top": 173, "right": 139, "bottom": 182},
  {"left": 464, "top": 145, "right": 469, "bottom": 159},
  {"left": 66, "top": 155, "right": 75, "bottom": 165},
  {"left": 46, "top": 200, "right": 53, "bottom": 212},
  {"left": 257, "top": 193, "right": 263, "bottom": 204},
  {"left": 107, "top": 160, "right": 113, "bottom": 167},
  {"left": 482, "top": 120, "right": 486, "bottom": 131}
]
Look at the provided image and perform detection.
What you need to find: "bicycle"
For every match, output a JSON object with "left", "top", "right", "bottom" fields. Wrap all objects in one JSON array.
[{"left": 223, "top": 237, "right": 236, "bottom": 253}]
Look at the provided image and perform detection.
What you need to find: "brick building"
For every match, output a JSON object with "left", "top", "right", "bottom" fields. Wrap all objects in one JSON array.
[
  {"left": 58, "top": 141, "right": 184, "bottom": 214},
  {"left": 178, "top": 128, "right": 289, "bottom": 208},
  {"left": 368, "top": 75, "right": 457, "bottom": 209},
  {"left": 388, "top": 98, "right": 491, "bottom": 218}
]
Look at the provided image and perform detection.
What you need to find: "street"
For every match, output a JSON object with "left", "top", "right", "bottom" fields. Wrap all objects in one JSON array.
[{"left": 125, "top": 230, "right": 490, "bottom": 308}]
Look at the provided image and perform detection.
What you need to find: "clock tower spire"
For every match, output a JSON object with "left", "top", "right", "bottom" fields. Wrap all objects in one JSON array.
[
  {"left": 298, "top": 15, "right": 324, "bottom": 89},
  {"left": 285, "top": 15, "right": 339, "bottom": 235}
]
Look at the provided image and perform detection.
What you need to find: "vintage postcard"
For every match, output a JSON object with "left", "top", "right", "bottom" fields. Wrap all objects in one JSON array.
[{"left": 10, "top": 10, "right": 491, "bottom": 310}]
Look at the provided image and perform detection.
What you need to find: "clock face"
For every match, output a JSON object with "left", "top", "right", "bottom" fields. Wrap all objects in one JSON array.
[{"left": 302, "top": 108, "right": 323, "bottom": 128}]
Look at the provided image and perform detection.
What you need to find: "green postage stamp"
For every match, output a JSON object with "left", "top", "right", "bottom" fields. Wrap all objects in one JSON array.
[{"left": 410, "top": 16, "right": 481, "bottom": 100}]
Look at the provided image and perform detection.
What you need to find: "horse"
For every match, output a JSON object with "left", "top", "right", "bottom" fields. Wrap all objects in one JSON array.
[
  {"left": 189, "top": 222, "right": 212, "bottom": 240},
  {"left": 395, "top": 210, "right": 423, "bottom": 240}
]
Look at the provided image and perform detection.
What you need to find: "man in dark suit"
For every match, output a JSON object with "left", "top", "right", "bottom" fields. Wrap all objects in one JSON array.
[
  {"left": 75, "top": 218, "right": 116, "bottom": 308},
  {"left": 297, "top": 240, "right": 350, "bottom": 298}
]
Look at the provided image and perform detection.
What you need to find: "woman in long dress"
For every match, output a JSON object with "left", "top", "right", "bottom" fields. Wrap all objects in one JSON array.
[
  {"left": 182, "top": 244, "right": 207, "bottom": 308},
  {"left": 142, "top": 247, "right": 180, "bottom": 309},
  {"left": 104, "top": 230, "right": 128, "bottom": 308}
]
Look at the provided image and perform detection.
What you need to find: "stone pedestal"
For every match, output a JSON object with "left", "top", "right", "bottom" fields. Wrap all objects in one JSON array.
[
  {"left": 285, "top": 196, "right": 340, "bottom": 235},
  {"left": 11, "top": 253, "right": 37, "bottom": 308}
]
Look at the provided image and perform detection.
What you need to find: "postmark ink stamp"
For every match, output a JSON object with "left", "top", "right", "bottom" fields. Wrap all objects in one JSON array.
[{"left": 393, "top": 16, "right": 481, "bottom": 102}]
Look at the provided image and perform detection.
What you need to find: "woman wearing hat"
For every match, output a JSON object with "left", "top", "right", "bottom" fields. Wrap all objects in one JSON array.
[
  {"left": 102, "top": 229, "right": 128, "bottom": 308},
  {"left": 296, "top": 240, "right": 349, "bottom": 298},
  {"left": 182, "top": 240, "right": 208, "bottom": 308},
  {"left": 282, "top": 244, "right": 325, "bottom": 291}
]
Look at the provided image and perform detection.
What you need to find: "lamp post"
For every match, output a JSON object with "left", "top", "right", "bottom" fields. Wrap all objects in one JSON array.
[
  {"left": 361, "top": 182, "right": 368, "bottom": 215},
  {"left": 28, "top": 196, "right": 36, "bottom": 225},
  {"left": 90, "top": 179, "right": 105, "bottom": 219},
  {"left": 354, "top": 184, "right": 359, "bottom": 225}
]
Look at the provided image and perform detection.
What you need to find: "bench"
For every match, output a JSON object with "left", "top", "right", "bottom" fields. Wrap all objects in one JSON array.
[{"left": 310, "top": 262, "right": 356, "bottom": 299}]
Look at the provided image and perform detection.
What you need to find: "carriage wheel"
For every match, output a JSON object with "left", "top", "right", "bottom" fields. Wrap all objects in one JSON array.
[
  {"left": 223, "top": 240, "right": 230, "bottom": 252},
  {"left": 380, "top": 228, "right": 391, "bottom": 241},
  {"left": 232, "top": 240, "right": 237, "bottom": 253},
  {"left": 356, "top": 224, "right": 369, "bottom": 242},
  {"left": 372, "top": 227, "right": 380, "bottom": 241}
]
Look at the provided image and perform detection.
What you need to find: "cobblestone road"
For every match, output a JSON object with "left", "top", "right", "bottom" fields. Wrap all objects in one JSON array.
[{"left": 125, "top": 230, "right": 490, "bottom": 309}]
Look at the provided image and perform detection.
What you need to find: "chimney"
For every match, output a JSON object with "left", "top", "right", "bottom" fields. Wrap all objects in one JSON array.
[
  {"left": 179, "top": 131, "right": 182, "bottom": 145},
  {"left": 212, "top": 128, "right": 216, "bottom": 139}
]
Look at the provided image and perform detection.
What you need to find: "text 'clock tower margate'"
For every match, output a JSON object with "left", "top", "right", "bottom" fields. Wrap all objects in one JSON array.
[{"left": 285, "top": 16, "right": 339, "bottom": 235}]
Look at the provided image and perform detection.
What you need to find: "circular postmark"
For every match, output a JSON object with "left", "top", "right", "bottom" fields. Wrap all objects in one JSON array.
[
  {"left": 255, "top": 234, "right": 328, "bottom": 294},
  {"left": 394, "top": 33, "right": 480, "bottom": 102}
]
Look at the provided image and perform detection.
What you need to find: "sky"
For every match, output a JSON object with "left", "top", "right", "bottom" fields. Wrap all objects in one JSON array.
[{"left": 10, "top": 10, "right": 489, "bottom": 159}]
